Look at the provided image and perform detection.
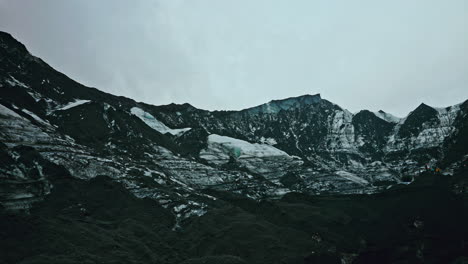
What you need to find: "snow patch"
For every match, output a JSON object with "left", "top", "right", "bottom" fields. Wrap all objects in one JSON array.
[
  {"left": 130, "top": 107, "right": 191, "bottom": 136},
  {"left": 21, "top": 109, "right": 51, "bottom": 126},
  {"left": 260, "top": 136, "right": 277, "bottom": 145},
  {"left": 57, "top": 99, "right": 91, "bottom": 111},
  {"left": 204, "top": 134, "right": 289, "bottom": 159}
]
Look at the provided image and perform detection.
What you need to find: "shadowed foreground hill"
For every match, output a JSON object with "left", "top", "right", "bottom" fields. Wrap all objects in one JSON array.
[{"left": 1, "top": 164, "right": 467, "bottom": 264}]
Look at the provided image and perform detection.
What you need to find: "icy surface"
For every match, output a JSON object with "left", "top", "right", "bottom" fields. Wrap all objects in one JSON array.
[
  {"left": 130, "top": 107, "right": 191, "bottom": 136},
  {"left": 200, "top": 134, "right": 301, "bottom": 180},
  {"left": 204, "top": 134, "right": 290, "bottom": 158}
]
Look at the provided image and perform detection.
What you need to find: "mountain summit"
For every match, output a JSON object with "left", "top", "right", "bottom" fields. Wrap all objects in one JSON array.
[{"left": 243, "top": 94, "right": 322, "bottom": 114}]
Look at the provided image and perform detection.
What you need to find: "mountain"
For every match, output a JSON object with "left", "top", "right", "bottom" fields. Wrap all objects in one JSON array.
[
  {"left": 1, "top": 31, "right": 468, "bottom": 263},
  {"left": 1, "top": 30, "right": 468, "bottom": 209}
]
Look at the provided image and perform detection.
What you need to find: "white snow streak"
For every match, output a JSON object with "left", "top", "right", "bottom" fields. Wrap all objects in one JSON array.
[
  {"left": 335, "top": 171, "right": 369, "bottom": 185},
  {"left": 57, "top": 99, "right": 91, "bottom": 111},
  {"left": 130, "top": 107, "right": 191, "bottom": 136},
  {"left": 21, "top": 109, "right": 51, "bottom": 126}
]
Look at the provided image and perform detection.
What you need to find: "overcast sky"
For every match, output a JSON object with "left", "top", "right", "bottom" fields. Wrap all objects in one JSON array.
[{"left": 0, "top": 0, "right": 467, "bottom": 116}]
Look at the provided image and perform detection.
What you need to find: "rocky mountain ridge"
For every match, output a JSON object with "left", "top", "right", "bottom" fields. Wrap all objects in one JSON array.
[{"left": 1, "top": 30, "right": 467, "bottom": 220}]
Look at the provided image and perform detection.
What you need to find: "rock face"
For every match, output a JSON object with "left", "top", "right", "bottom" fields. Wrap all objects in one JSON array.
[
  {"left": 0, "top": 30, "right": 467, "bottom": 216},
  {"left": 0, "top": 143, "right": 52, "bottom": 211}
]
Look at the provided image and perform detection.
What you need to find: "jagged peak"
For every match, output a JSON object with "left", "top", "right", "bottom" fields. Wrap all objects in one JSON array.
[
  {"left": 409, "top": 103, "right": 438, "bottom": 116},
  {"left": 355, "top": 109, "right": 373, "bottom": 114},
  {"left": 269, "top": 93, "right": 321, "bottom": 103},
  {"left": 0, "top": 31, "right": 28, "bottom": 53},
  {"left": 373, "top": 110, "right": 401, "bottom": 123},
  {"left": 243, "top": 93, "right": 322, "bottom": 114},
  {"left": 0, "top": 31, "right": 44, "bottom": 67},
  {"left": 150, "top": 102, "right": 200, "bottom": 113},
  {"left": 416, "top": 102, "right": 432, "bottom": 109}
]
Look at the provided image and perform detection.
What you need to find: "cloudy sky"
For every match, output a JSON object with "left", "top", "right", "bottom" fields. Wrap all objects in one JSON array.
[{"left": 0, "top": 0, "right": 467, "bottom": 116}]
